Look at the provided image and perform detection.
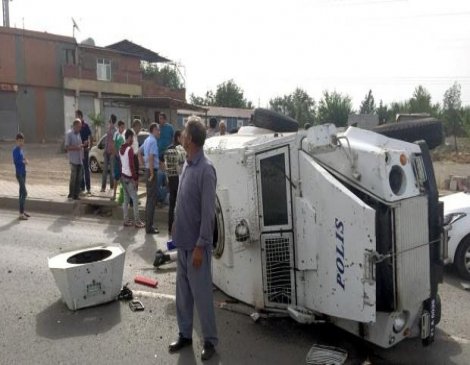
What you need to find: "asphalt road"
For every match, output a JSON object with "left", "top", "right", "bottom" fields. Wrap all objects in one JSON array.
[{"left": 0, "top": 210, "right": 469, "bottom": 365}]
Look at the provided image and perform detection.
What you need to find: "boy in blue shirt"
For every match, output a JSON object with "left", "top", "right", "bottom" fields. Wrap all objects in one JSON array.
[{"left": 12, "top": 133, "right": 29, "bottom": 220}]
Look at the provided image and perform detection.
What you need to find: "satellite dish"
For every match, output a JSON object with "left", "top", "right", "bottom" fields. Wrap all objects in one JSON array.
[{"left": 71, "top": 17, "right": 80, "bottom": 32}]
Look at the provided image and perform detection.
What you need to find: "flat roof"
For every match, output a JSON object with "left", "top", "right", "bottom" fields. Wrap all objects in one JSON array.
[{"left": 101, "top": 96, "right": 207, "bottom": 112}]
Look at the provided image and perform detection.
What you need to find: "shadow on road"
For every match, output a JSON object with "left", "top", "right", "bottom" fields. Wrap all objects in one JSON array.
[
  {"left": 443, "top": 266, "right": 470, "bottom": 291},
  {"left": 35, "top": 300, "right": 121, "bottom": 339},
  {"left": 0, "top": 218, "right": 21, "bottom": 232},
  {"left": 47, "top": 217, "right": 77, "bottom": 233}
]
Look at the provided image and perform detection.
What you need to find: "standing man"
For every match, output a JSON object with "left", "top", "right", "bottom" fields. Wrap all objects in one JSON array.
[
  {"left": 65, "top": 119, "right": 83, "bottom": 200},
  {"left": 12, "top": 132, "right": 29, "bottom": 220},
  {"left": 206, "top": 117, "right": 217, "bottom": 138},
  {"left": 157, "top": 113, "right": 174, "bottom": 204},
  {"left": 111, "top": 120, "right": 125, "bottom": 201},
  {"left": 217, "top": 121, "right": 226, "bottom": 136},
  {"left": 119, "top": 129, "right": 145, "bottom": 228},
  {"left": 169, "top": 116, "right": 218, "bottom": 361},
  {"left": 139, "top": 123, "right": 160, "bottom": 234},
  {"left": 131, "top": 119, "right": 142, "bottom": 176},
  {"left": 76, "top": 110, "right": 92, "bottom": 196},
  {"left": 101, "top": 114, "right": 117, "bottom": 193},
  {"left": 164, "top": 130, "right": 186, "bottom": 237}
]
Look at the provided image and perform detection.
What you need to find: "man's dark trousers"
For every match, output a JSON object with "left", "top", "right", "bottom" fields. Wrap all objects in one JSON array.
[
  {"left": 80, "top": 149, "right": 91, "bottom": 192},
  {"left": 69, "top": 164, "right": 83, "bottom": 199},
  {"left": 145, "top": 168, "right": 158, "bottom": 232},
  {"left": 16, "top": 174, "right": 27, "bottom": 214},
  {"left": 168, "top": 175, "right": 179, "bottom": 234}
]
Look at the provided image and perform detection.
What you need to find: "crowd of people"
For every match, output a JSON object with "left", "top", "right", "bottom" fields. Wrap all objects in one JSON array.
[{"left": 12, "top": 113, "right": 221, "bottom": 360}]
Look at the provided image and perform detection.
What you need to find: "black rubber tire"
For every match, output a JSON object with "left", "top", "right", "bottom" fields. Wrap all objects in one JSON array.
[
  {"left": 252, "top": 108, "right": 299, "bottom": 132},
  {"left": 89, "top": 157, "right": 101, "bottom": 173},
  {"left": 371, "top": 119, "right": 444, "bottom": 150},
  {"left": 454, "top": 236, "right": 470, "bottom": 281}
]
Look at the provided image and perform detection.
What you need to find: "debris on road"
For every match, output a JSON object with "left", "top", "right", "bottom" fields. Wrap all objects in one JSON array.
[
  {"left": 134, "top": 275, "right": 158, "bottom": 288},
  {"left": 117, "top": 283, "right": 133, "bottom": 300},
  {"left": 305, "top": 344, "right": 348, "bottom": 365},
  {"left": 129, "top": 299, "right": 145, "bottom": 312}
]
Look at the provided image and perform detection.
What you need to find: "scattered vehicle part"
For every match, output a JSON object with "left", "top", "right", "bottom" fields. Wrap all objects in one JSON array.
[
  {"left": 287, "top": 306, "right": 325, "bottom": 325},
  {"left": 117, "top": 283, "right": 133, "bottom": 301},
  {"left": 250, "top": 312, "right": 261, "bottom": 322},
  {"left": 440, "top": 192, "right": 470, "bottom": 280},
  {"left": 305, "top": 344, "right": 348, "bottom": 365},
  {"left": 205, "top": 109, "right": 446, "bottom": 348},
  {"left": 134, "top": 275, "right": 158, "bottom": 288},
  {"left": 129, "top": 299, "right": 145, "bottom": 312},
  {"left": 153, "top": 249, "right": 177, "bottom": 268},
  {"left": 48, "top": 244, "right": 126, "bottom": 310},
  {"left": 461, "top": 282, "right": 470, "bottom": 290}
]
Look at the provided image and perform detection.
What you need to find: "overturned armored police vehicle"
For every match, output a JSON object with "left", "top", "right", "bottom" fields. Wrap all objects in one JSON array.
[{"left": 204, "top": 109, "right": 446, "bottom": 348}]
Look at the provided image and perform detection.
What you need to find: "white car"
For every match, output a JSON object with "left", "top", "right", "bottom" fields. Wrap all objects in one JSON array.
[
  {"left": 89, "top": 131, "right": 149, "bottom": 173},
  {"left": 440, "top": 192, "right": 470, "bottom": 280}
]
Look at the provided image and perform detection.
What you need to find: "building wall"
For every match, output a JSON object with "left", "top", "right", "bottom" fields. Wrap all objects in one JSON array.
[
  {"left": 0, "top": 33, "right": 17, "bottom": 84},
  {"left": 0, "top": 28, "right": 76, "bottom": 141}
]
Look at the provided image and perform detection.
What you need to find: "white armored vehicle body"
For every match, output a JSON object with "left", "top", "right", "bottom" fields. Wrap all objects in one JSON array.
[{"left": 204, "top": 110, "right": 445, "bottom": 348}]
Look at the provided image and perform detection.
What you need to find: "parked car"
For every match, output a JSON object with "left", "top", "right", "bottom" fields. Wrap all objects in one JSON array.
[
  {"left": 440, "top": 191, "right": 470, "bottom": 280},
  {"left": 89, "top": 131, "right": 149, "bottom": 173}
]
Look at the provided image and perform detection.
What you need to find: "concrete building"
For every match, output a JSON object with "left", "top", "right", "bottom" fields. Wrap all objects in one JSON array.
[
  {"left": 0, "top": 27, "right": 76, "bottom": 141},
  {"left": 178, "top": 106, "right": 253, "bottom": 132},
  {"left": 0, "top": 27, "right": 192, "bottom": 141}
]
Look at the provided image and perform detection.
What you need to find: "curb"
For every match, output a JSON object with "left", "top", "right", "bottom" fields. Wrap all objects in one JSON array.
[{"left": 0, "top": 195, "right": 169, "bottom": 223}]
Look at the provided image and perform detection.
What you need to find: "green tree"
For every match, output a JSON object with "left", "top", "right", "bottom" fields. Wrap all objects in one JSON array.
[
  {"left": 359, "top": 90, "right": 375, "bottom": 114},
  {"left": 408, "top": 85, "right": 440, "bottom": 115},
  {"left": 461, "top": 107, "right": 470, "bottom": 139},
  {"left": 190, "top": 80, "right": 252, "bottom": 108},
  {"left": 376, "top": 100, "right": 388, "bottom": 124},
  {"left": 214, "top": 80, "right": 250, "bottom": 108},
  {"left": 443, "top": 82, "right": 463, "bottom": 150},
  {"left": 141, "top": 63, "right": 184, "bottom": 90},
  {"left": 317, "top": 90, "right": 353, "bottom": 127},
  {"left": 269, "top": 88, "right": 316, "bottom": 127}
]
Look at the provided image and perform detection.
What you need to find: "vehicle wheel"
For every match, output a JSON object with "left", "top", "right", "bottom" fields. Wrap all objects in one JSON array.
[
  {"left": 454, "top": 236, "right": 470, "bottom": 281},
  {"left": 371, "top": 119, "right": 444, "bottom": 150},
  {"left": 89, "top": 157, "right": 101, "bottom": 173},
  {"left": 252, "top": 108, "right": 299, "bottom": 133}
]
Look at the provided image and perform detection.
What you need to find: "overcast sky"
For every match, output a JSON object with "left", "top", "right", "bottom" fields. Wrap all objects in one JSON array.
[{"left": 7, "top": 0, "right": 470, "bottom": 109}]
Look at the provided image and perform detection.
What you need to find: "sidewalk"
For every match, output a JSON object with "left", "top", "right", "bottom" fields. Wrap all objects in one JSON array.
[{"left": 1, "top": 142, "right": 168, "bottom": 222}]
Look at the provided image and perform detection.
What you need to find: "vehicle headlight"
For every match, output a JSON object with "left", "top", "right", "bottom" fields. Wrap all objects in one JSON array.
[
  {"left": 235, "top": 219, "right": 250, "bottom": 242},
  {"left": 389, "top": 165, "right": 406, "bottom": 195},
  {"left": 393, "top": 311, "right": 409, "bottom": 333},
  {"left": 443, "top": 212, "right": 466, "bottom": 226}
]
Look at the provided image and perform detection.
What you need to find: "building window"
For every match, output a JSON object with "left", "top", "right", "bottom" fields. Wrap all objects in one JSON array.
[
  {"left": 97, "top": 59, "right": 111, "bottom": 81},
  {"left": 65, "top": 49, "right": 76, "bottom": 65}
]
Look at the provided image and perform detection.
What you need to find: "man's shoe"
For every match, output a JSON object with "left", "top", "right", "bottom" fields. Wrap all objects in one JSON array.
[
  {"left": 146, "top": 228, "right": 159, "bottom": 234},
  {"left": 168, "top": 337, "right": 192, "bottom": 353},
  {"left": 201, "top": 342, "right": 216, "bottom": 361}
]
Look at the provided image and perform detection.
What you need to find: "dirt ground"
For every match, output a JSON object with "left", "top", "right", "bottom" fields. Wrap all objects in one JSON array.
[{"left": 1, "top": 142, "right": 468, "bottom": 190}]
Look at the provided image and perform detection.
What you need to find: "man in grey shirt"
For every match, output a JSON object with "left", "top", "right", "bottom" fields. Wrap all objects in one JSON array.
[
  {"left": 169, "top": 116, "right": 218, "bottom": 361},
  {"left": 65, "top": 119, "right": 83, "bottom": 200}
]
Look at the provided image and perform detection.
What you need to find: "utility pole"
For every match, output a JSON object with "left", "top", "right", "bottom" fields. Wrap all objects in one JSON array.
[{"left": 2, "top": 0, "right": 10, "bottom": 27}]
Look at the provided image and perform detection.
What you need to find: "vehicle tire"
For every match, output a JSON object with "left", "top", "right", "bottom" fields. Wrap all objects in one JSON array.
[
  {"left": 371, "top": 119, "right": 444, "bottom": 150},
  {"left": 251, "top": 108, "right": 299, "bottom": 133},
  {"left": 89, "top": 157, "right": 101, "bottom": 173},
  {"left": 454, "top": 236, "right": 470, "bottom": 281}
]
